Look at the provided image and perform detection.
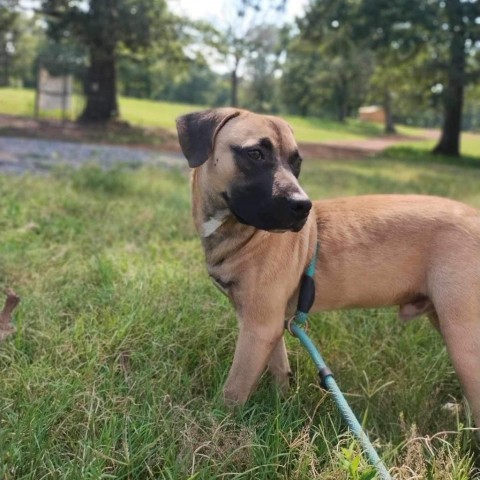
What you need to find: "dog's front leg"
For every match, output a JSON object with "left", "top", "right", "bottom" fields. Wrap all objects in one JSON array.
[
  {"left": 268, "top": 336, "right": 292, "bottom": 393},
  {"left": 223, "top": 301, "right": 285, "bottom": 405}
]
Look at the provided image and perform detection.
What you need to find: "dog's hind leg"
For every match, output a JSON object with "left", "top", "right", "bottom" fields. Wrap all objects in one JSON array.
[
  {"left": 223, "top": 301, "right": 286, "bottom": 406},
  {"left": 268, "top": 336, "right": 292, "bottom": 394},
  {"left": 430, "top": 257, "right": 480, "bottom": 428},
  {"left": 436, "top": 309, "right": 480, "bottom": 429}
]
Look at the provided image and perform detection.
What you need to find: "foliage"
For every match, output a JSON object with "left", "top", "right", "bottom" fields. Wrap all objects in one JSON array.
[
  {"left": 203, "top": 0, "right": 288, "bottom": 107},
  {"left": 240, "top": 24, "right": 284, "bottom": 112},
  {"left": 295, "top": 0, "right": 480, "bottom": 150},
  {"left": 356, "top": 0, "right": 480, "bottom": 154},
  {"left": 0, "top": 6, "right": 43, "bottom": 87},
  {"left": 39, "top": 0, "right": 182, "bottom": 121},
  {"left": 0, "top": 0, "right": 479, "bottom": 134},
  {"left": 118, "top": 55, "right": 229, "bottom": 107},
  {"left": 281, "top": 21, "right": 374, "bottom": 120},
  {"left": 287, "top": 0, "right": 373, "bottom": 122},
  {"left": 41, "top": 0, "right": 175, "bottom": 56},
  {"left": 36, "top": 37, "right": 87, "bottom": 79}
]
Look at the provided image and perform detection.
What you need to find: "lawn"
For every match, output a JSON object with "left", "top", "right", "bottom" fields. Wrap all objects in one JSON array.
[
  {"left": 1, "top": 149, "right": 480, "bottom": 479},
  {"left": 0, "top": 87, "right": 390, "bottom": 142},
  {"left": 3, "top": 88, "right": 480, "bottom": 156},
  {"left": 386, "top": 132, "right": 480, "bottom": 159}
]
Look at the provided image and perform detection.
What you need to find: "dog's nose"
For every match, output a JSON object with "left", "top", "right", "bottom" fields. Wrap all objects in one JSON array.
[{"left": 288, "top": 197, "right": 312, "bottom": 218}]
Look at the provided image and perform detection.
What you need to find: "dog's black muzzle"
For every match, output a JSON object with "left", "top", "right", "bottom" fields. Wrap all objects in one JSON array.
[{"left": 224, "top": 191, "right": 312, "bottom": 233}]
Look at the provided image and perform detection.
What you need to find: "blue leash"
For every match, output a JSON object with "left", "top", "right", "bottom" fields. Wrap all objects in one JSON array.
[{"left": 287, "top": 243, "right": 392, "bottom": 480}]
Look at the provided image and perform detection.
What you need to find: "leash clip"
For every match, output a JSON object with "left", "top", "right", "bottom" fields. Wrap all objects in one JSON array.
[{"left": 285, "top": 315, "right": 309, "bottom": 336}]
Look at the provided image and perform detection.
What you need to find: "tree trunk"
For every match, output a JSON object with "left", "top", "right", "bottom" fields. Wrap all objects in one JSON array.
[
  {"left": 79, "top": 46, "right": 118, "bottom": 123},
  {"left": 0, "top": 47, "right": 9, "bottom": 86},
  {"left": 384, "top": 89, "right": 396, "bottom": 134},
  {"left": 230, "top": 68, "right": 238, "bottom": 107},
  {"left": 432, "top": 0, "right": 466, "bottom": 157},
  {"left": 337, "top": 102, "right": 347, "bottom": 122},
  {"left": 230, "top": 55, "right": 240, "bottom": 107}
]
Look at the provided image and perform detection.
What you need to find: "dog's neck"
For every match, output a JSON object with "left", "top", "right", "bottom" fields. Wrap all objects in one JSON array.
[
  {"left": 191, "top": 168, "right": 261, "bottom": 266},
  {"left": 201, "top": 209, "right": 230, "bottom": 238}
]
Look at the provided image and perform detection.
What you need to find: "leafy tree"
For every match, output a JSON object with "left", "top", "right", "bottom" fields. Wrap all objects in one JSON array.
[
  {"left": 40, "top": 0, "right": 180, "bottom": 122},
  {"left": 241, "top": 24, "right": 284, "bottom": 112},
  {"left": 357, "top": 0, "right": 480, "bottom": 155},
  {"left": 0, "top": 0, "right": 19, "bottom": 86},
  {"left": 464, "top": 84, "right": 480, "bottom": 131},
  {"left": 282, "top": 6, "right": 373, "bottom": 121},
  {"left": 280, "top": 34, "right": 320, "bottom": 116},
  {"left": 206, "top": 0, "right": 286, "bottom": 107},
  {"left": 300, "top": 0, "right": 480, "bottom": 153},
  {"left": 36, "top": 37, "right": 86, "bottom": 79},
  {"left": 0, "top": 3, "right": 46, "bottom": 88},
  {"left": 11, "top": 15, "right": 46, "bottom": 87}
]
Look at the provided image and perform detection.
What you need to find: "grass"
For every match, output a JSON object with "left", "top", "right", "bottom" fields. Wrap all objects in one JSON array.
[
  {"left": 0, "top": 87, "right": 384, "bottom": 141},
  {"left": 0, "top": 87, "right": 390, "bottom": 142},
  {"left": 387, "top": 133, "right": 480, "bottom": 159},
  {"left": 3, "top": 87, "right": 480, "bottom": 157},
  {"left": 1, "top": 149, "right": 480, "bottom": 479},
  {"left": 3, "top": 88, "right": 480, "bottom": 154}
]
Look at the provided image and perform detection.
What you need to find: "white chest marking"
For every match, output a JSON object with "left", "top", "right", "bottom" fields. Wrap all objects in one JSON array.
[{"left": 202, "top": 210, "right": 230, "bottom": 237}]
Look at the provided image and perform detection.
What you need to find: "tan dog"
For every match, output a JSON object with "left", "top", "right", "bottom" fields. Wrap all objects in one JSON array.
[{"left": 176, "top": 108, "right": 480, "bottom": 427}]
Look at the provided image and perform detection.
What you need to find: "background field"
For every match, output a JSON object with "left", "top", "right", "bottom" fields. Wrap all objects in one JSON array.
[
  {"left": 3, "top": 87, "right": 480, "bottom": 159},
  {"left": 1, "top": 146, "right": 480, "bottom": 478},
  {"left": 0, "top": 87, "right": 384, "bottom": 141}
]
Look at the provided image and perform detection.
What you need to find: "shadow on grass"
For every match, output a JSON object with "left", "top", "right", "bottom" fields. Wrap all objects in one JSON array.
[
  {"left": 383, "top": 146, "right": 480, "bottom": 170},
  {"left": 0, "top": 118, "right": 175, "bottom": 148}
]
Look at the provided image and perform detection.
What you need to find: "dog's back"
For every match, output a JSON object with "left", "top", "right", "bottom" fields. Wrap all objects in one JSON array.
[{"left": 312, "top": 194, "right": 480, "bottom": 311}]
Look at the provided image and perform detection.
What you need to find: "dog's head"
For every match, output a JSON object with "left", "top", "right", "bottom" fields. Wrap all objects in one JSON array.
[{"left": 176, "top": 108, "right": 312, "bottom": 232}]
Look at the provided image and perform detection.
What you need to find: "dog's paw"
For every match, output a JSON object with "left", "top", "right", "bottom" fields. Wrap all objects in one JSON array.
[
  {"left": 270, "top": 370, "right": 293, "bottom": 396},
  {"left": 223, "top": 387, "right": 248, "bottom": 408}
]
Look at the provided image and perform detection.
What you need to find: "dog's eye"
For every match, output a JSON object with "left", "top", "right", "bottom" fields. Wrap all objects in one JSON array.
[
  {"left": 247, "top": 149, "right": 263, "bottom": 161},
  {"left": 289, "top": 156, "right": 302, "bottom": 177}
]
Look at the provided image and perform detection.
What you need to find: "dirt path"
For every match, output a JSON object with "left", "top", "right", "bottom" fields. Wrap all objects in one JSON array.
[{"left": 298, "top": 132, "right": 438, "bottom": 160}]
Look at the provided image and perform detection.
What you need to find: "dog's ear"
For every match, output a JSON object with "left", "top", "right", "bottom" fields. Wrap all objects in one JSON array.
[{"left": 176, "top": 108, "right": 241, "bottom": 168}]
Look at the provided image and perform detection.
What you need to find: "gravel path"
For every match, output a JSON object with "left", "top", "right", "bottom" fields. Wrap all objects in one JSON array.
[{"left": 0, "top": 136, "right": 184, "bottom": 174}]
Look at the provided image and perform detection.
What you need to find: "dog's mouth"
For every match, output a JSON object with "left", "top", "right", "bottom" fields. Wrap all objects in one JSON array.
[
  {"left": 290, "top": 217, "right": 308, "bottom": 232},
  {"left": 222, "top": 192, "right": 308, "bottom": 233}
]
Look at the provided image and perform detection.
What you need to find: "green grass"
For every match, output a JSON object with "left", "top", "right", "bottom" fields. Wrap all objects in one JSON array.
[
  {"left": 3, "top": 87, "right": 480, "bottom": 152},
  {"left": 389, "top": 133, "right": 480, "bottom": 159},
  {"left": 0, "top": 87, "right": 382, "bottom": 141},
  {"left": 1, "top": 151, "right": 480, "bottom": 479},
  {"left": 0, "top": 87, "right": 398, "bottom": 143}
]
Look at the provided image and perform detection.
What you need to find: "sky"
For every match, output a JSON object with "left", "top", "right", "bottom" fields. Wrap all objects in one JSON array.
[
  {"left": 168, "top": 0, "right": 310, "bottom": 73},
  {"left": 168, "top": 0, "right": 309, "bottom": 24}
]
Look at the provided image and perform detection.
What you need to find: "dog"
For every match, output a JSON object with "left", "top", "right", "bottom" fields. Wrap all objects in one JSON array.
[{"left": 176, "top": 108, "right": 480, "bottom": 427}]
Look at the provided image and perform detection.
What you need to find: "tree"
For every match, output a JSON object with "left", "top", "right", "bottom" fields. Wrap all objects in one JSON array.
[
  {"left": 430, "top": 0, "right": 479, "bottom": 155},
  {"left": 357, "top": 0, "right": 480, "bottom": 156},
  {"left": 0, "top": 0, "right": 19, "bottom": 86},
  {"left": 282, "top": 4, "right": 373, "bottom": 121},
  {"left": 40, "top": 0, "right": 179, "bottom": 123},
  {"left": 242, "top": 24, "right": 283, "bottom": 112},
  {"left": 281, "top": 35, "right": 321, "bottom": 116},
  {"left": 206, "top": 0, "right": 286, "bottom": 107},
  {"left": 300, "top": 0, "right": 480, "bottom": 152}
]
